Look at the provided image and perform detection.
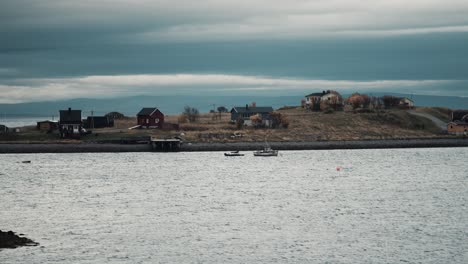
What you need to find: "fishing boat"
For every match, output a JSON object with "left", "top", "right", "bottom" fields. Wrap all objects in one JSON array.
[
  {"left": 224, "top": 151, "right": 245, "bottom": 157},
  {"left": 253, "top": 147, "right": 278, "bottom": 157}
]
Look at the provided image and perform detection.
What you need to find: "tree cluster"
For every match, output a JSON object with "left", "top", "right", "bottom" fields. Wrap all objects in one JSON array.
[
  {"left": 182, "top": 106, "right": 200, "bottom": 122},
  {"left": 347, "top": 93, "right": 370, "bottom": 109},
  {"left": 105, "top": 112, "right": 125, "bottom": 120},
  {"left": 235, "top": 117, "right": 244, "bottom": 129},
  {"left": 249, "top": 114, "right": 263, "bottom": 127},
  {"left": 217, "top": 106, "right": 228, "bottom": 113}
]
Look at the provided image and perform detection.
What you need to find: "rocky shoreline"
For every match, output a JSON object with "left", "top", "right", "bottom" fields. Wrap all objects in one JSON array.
[
  {"left": 0, "top": 138, "right": 467, "bottom": 153},
  {"left": 0, "top": 230, "right": 38, "bottom": 249},
  {"left": 182, "top": 138, "right": 468, "bottom": 151}
]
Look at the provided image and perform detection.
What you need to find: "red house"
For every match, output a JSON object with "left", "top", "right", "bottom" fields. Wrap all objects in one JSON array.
[{"left": 137, "top": 107, "right": 165, "bottom": 128}]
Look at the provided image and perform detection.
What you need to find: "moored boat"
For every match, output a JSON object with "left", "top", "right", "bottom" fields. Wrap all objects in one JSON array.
[
  {"left": 224, "top": 151, "right": 245, "bottom": 157},
  {"left": 253, "top": 147, "right": 278, "bottom": 157}
]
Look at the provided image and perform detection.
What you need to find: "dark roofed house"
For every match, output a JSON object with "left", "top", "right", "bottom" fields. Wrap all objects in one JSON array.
[
  {"left": 83, "top": 116, "right": 114, "bottom": 129},
  {"left": 59, "top": 108, "right": 83, "bottom": 138},
  {"left": 137, "top": 107, "right": 164, "bottom": 128},
  {"left": 0, "top": 124, "right": 8, "bottom": 134},
  {"left": 231, "top": 105, "right": 274, "bottom": 127}
]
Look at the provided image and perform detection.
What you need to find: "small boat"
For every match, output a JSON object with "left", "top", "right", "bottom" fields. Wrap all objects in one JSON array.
[
  {"left": 21, "top": 161, "right": 31, "bottom": 164},
  {"left": 253, "top": 147, "right": 278, "bottom": 157},
  {"left": 224, "top": 151, "right": 245, "bottom": 157}
]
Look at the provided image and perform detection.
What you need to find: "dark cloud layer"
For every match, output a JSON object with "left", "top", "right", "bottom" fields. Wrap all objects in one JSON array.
[
  {"left": 2, "top": 36, "right": 468, "bottom": 81},
  {"left": 1, "top": 0, "right": 468, "bottom": 102}
]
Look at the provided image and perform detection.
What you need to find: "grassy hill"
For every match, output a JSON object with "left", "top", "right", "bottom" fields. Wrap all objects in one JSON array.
[{"left": 171, "top": 107, "right": 445, "bottom": 142}]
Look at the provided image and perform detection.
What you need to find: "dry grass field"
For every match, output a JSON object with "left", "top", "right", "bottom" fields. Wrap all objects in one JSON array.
[{"left": 102, "top": 107, "right": 447, "bottom": 142}]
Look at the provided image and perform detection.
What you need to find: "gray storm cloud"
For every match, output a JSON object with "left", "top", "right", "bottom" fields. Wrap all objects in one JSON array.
[{"left": 2, "top": 0, "right": 468, "bottom": 44}]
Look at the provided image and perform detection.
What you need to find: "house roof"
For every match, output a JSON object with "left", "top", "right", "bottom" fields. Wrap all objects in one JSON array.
[
  {"left": 59, "top": 109, "right": 82, "bottom": 123},
  {"left": 137, "top": 107, "right": 159, "bottom": 116},
  {"left": 37, "top": 120, "right": 58, "bottom": 123},
  {"left": 401, "top": 97, "right": 414, "bottom": 102},
  {"left": 452, "top": 110, "right": 468, "bottom": 121},
  {"left": 305, "top": 90, "right": 343, "bottom": 98},
  {"left": 231, "top": 106, "right": 274, "bottom": 113},
  {"left": 305, "top": 92, "right": 328, "bottom": 97},
  {"left": 449, "top": 120, "right": 468, "bottom": 126}
]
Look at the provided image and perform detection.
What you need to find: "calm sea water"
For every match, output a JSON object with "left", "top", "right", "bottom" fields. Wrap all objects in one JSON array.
[{"left": 0, "top": 149, "right": 467, "bottom": 263}]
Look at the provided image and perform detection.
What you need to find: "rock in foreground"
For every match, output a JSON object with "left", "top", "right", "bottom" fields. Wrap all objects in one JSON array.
[{"left": 0, "top": 230, "right": 38, "bottom": 248}]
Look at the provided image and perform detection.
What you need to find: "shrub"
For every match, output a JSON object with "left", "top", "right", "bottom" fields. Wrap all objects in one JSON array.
[
  {"left": 183, "top": 106, "right": 200, "bottom": 122},
  {"left": 323, "top": 108, "right": 334, "bottom": 114},
  {"left": 217, "top": 106, "right": 228, "bottom": 113},
  {"left": 236, "top": 118, "right": 244, "bottom": 129},
  {"left": 281, "top": 116, "right": 290, "bottom": 128},
  {"left": 270, "top": 111, "right": 290, "bottom": 128},
  {"left": 105, "top": 112, "right": 125, "bottom": 120}
]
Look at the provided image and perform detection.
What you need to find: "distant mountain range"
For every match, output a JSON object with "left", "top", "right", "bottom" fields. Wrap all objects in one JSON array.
[{"left": 0, "top": 94, "right": 467, "bottom": 118}]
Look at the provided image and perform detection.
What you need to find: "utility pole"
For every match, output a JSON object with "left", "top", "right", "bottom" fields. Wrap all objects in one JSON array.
[
  {"left": 210, "top": 104, "right": 217, "bottom": 120},
  {"left": 91, "top": 109, "right": 94, "bottom": 129}
]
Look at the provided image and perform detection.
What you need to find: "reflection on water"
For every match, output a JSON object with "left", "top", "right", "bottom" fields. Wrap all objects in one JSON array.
[{"left": 0, "top": 149, "right": 467, "bottom": 263}]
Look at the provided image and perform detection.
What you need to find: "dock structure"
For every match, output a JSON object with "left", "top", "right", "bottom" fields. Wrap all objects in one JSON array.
[{"left": 150, "top": 138, "right": 181, "bottom": 152}]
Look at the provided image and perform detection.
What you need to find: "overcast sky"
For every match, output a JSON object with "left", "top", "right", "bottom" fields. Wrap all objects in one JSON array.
[{"left": 1, "top": 0, "right": 468, "bottom": 103}]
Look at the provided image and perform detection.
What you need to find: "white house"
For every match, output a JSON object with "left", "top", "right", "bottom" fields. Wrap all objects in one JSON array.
[
  {"left": 399, "top": 97, "right": 415, "bottom": 109},
  {"left": 304, "top": 90, "right": 343, "bottom": 111}
]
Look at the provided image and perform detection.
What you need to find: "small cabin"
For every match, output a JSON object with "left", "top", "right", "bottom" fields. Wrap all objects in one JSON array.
[
  {"left": 83, "top": 116, "right": 114, "bottom": 129},
  {"left": 137, "top": 107, "right": 164, "bottom": 128},
  {"left": 447, "top": 121, "right": 468, "bottom": 135},
  {"left": 37, "top": 120, "right": 58, "bottom": 132}
]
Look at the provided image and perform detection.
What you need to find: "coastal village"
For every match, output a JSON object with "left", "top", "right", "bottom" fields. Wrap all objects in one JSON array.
[{"left": 0, "top": 91, "right": 467, "bottom": 150}]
